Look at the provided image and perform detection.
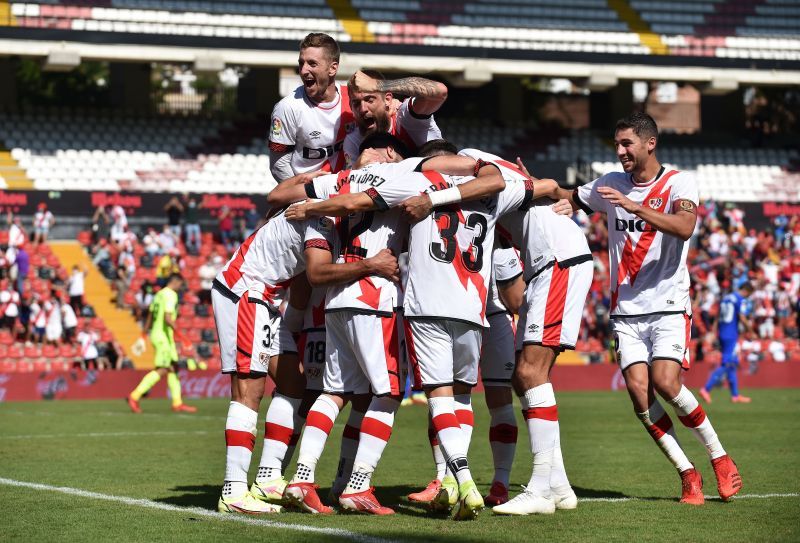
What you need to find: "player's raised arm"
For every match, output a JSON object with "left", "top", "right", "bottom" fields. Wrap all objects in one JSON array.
[
  {"left": 351, "top": 70, "right": 448, "bottom": 116},
  {"left": 266, "top": 171, "right": 326, "bottom": 205}
]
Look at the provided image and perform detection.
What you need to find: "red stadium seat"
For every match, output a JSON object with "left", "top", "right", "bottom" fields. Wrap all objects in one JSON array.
[
  {"left": 8, "top": 344, "right": 23, "bottom": 358},
  {"left": 24, "top": 344, "right": 42, "bottom": 358},
  {"left": 33, "top": 359, "right": 50, "bottom": 372},
  {"left": 17, "top": 360, "right": 34, "bottom": 372},
  {"left": 42, "top": 344, "right": 58, "bottom": 358}
]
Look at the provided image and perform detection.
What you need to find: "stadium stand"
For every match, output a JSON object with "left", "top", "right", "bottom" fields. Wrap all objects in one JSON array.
[
  {"left": 0, "top": 109, "right": 278, "bottom": 193},
  {"left": 5, "top": 1, "right": 799, "bottom": 60}
]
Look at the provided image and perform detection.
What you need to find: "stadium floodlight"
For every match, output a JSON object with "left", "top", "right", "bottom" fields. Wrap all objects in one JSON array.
[
  {"left": 587, "top": 71, "right": 618, "bottom": 92},
  {"left": 43, "top": 49, "right": 80, "bottom": 72},
  {"left": 194, "top": 55, "right": 225, "bottom": 74},
  {"left": 701, "top": 77, "right": 739, "bottom": 95}
]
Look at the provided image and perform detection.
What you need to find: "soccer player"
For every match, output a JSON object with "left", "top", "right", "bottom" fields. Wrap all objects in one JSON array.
[
  {"left": 210, "top": 206, "right": 398, "bottom": 515},
  {"left": 287, "top": 137, "right": 561, "bottom": 520},
  {"left": 280, "top": 134, "right": 508, "bottom": 516},
  {"left": 127, "top": 274, "right": 196, "bottom": 414},
  {"left": 269, "top": 33, "right": 354, "bottom": 180},
  {"left": 545, "top": 112, "right": 742, "bottom": 504},
  {"left": 343, "top": 70, "right": 446, "bottom": 169},
  {"left": 700, "top": 283, "right": 755, "bottom": 404}
]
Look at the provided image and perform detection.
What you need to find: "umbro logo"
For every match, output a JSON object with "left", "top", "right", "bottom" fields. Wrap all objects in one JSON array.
[
  {"left": 309, "top": 130, "right": 321, "bottom": 139},
  {"left": 504, "top": 362, "right": 514, "bottom": 370},
  {"left": 528, "top": 323, "right": 539, "bottom": 332},
  {"left": 509, "top": 259, "right": 518, "bottom": 266},
  {"left": 672, "top": 344, "right": 683, "bottom": 352},
  {"left": 533, "top": 256, "right": 543, "bottom": 263}
]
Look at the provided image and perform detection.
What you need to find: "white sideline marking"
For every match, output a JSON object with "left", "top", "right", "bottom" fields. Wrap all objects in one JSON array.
[
  {"left": 4, "top": 430, "right": 212, "bottom": 440},
  {"left": 579, "top": 492, "right": 800, "bottom": 503},
  {"left": 0, "top": 478, "right": 397, "bottom": 543}
]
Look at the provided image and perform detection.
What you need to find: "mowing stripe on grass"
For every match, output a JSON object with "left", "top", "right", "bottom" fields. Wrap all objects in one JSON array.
[
  {"left": 4, "top": 430, "right": 212, "bottom": 440},
  {"left": 579, "top": 493, "right": 800, "bottom": 503},
  {"left": 0, "top": 477, "right": 398, "bottom": 543}
]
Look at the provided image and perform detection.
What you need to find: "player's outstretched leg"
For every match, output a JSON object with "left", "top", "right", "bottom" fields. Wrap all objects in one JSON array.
[
  {"left": 219, "top": 401, "right": 281, "bottom": 514},
  {"left": 700, "top": 364, "right": 727, "bottom": 404},
  {"left": 726, "top": 362, "right": 751, "bottom": 403},
  {"left": 330, "top": 402, "right": 367, "bottom": 501},
  {"left": 428, "top": 394, "right": 483, "bottom": 520},
  {"left": 284, "top": 394, "right": 342, "bottom": 514},
  {"left": 252, "top": 393, "right": 302, "bottom": 504},
  {"left": 168, "top": 370, "right": 196, "bottom": 413},
  {"left": 485, "top": 388, "right": 517, "bottom": 506},
  {"left": 127, "top": 370, "right": 162, "bottom": 413},
  {"left": 339, "top": 396, "right": 401, "bottom": 515},
  {"left": 494, "top": 383, "right": 557, "bottom": 516},
  {"left": 664, "top": 382, "right": 742, "bottom": 501}
]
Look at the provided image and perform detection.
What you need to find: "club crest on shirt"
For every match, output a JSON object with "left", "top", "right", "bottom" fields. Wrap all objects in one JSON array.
[
  {"left": 271, "top": 117, "right": 282, "bottom": 137},
  {"left": 648, "top": 197, "right": 663, "bottom": 209},
  {"left": 316, "top": 216, "right": 334, "bottom": 233},
  {"left": 259, "top": 352, "right": 269, "bottom": 364}
]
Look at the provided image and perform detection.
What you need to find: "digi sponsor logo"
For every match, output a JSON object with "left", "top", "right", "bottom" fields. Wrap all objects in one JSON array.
[
  {"left": 302, "top": 141, "right": 343, "bottom": 160},
  {"left": 614, "top": 218, "right": 654, "bottom": 233}
]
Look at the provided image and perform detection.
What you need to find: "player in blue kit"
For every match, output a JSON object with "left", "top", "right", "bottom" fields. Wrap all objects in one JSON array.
[{"left": 700, "top": 283, "right": 755, "bottom": 404}]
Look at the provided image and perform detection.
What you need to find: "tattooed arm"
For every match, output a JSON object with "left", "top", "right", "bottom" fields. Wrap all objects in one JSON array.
[{"left": 350, "top": 70, "right": 447, "bottom": 116}]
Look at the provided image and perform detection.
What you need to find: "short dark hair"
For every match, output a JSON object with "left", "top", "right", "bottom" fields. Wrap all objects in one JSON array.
[
  {"left": 299, "top": 33, "right": 340, "bottom": 63},
  {"left": 167, "top": 273, "right": 184, "bottom": 285},
  {"left": 417, "top": 139, "right": 457, "bottom": 157},
  {"left": 615, "top": 112, "right": 659, "bottom": 142},
  {"left": 739, "top": 282, "right": 754, "bottom": 293},
  {"left": 359, "top": 132, "right": 411, "bottom": 159}
]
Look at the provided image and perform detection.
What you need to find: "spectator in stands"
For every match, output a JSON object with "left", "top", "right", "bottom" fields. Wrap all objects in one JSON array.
[
  {"left": 115, "top": 248, "right": 136, "bottom": 308},
  {"left": 142, "top": 227, "right": 162, "bottom": 257},
  {"left": 184, "top": 196, "right": 201, "bottom": 255},
  {"left": 91, "top": 205, "right": 111, "bottom": 244},
  {"left": 44, "top": 294, "right": 63, "bottom": 346},
  {"left": 241, "top": 207, "right": 260, "bottom": 240},
  {"left": 6, "top": 212, "right": 27, "bottom": 259},
  {"left": 134, "top": 281, "right": 155, "bottom": 326},
  {"left": 29, "top": 293, "right": 46, "bottom": 344},
  {"left": 164, "top": 196, "right": 184, "bottom": 239},
  {"left": 61, "top": 292, "right": 78, "bottom": 344},
  {"left": 0, "top": 279, "right": 19, "bottom": 334},
  {"left": 158, "top": 224, "right": 178, "bottom": 255},
  {"left": 76, "top": 319, "right": 100, "bottom": 370},
  {"left": 156, "top": 248, "right": 180, "bottom": 289},
  {"left": 11, "top": 244, "right": 29, "bottom": 295},
  {"left": 32, "top": 203, "right": 56, "bottom": 245},
  {"left": 218, "top": 206, "right": 235, "bottom": 252},
  {"left": 67, "top": 265, "right": 87, "bottom": 312},
  {"left": 344, "top": 69, "right": 447, "bottom": 169},
  {"left": 92, "top": 238, "right": 113, "bottom": 278},
  {"left": 198, "top": 254, "right": 222, "bottom": 305}
]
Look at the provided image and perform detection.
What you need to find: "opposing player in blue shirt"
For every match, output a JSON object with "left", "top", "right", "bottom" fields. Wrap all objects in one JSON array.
[{"left": 700, "top": 283, "right": 755, "bottom": 404}]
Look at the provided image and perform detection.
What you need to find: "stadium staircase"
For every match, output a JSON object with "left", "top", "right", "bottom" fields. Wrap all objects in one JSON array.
[
  {"left": 607, "top": 0, "right": 669, "bottom": 54},
  {"left": 49, "top": 240, "right": 154, "bottom": 369},
  {"left": 326, "top": 0, "right": 374, "bottom": 42},
  {"left": 0, "top": 149, "right": 34, "bottom": 189}
]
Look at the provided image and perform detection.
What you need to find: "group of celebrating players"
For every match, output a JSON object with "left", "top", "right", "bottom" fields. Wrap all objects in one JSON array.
[{"left": 209, "top": 32, "right": 743, "bottom": 520}]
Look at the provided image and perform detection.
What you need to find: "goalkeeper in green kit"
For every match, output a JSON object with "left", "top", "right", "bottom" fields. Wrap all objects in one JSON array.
[{"left": 127, "top": 273, "right": 197, "bottom": 414}]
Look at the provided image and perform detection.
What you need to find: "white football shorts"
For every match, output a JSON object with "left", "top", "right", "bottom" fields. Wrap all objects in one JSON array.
[
  {"left": 406, "top": 319, "right": 483, "bottom": 388},
  {"left": 612, "top": 312, "right": 692, "bottom": 372},
  {"left": 480, "top": 312, "right": 516, "bottom": 387}
]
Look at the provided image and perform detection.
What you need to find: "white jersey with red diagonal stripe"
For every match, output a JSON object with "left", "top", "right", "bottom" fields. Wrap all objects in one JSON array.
[
  {"left": 574, "top": 168, "right": 698, "bottom": 317},
  {"left": 268, "top": 85, "right": 355, "bottom": 176},
  {"left": 459, "top": 148, "right": 592, "bottom": 282},
  {"left": 77, "top": 330, "right": 99, "bottom": 360},
  {"left": 370, "top": 169, "right": 533, "bottom": 327},
  {"left": 214, "top": 211, "right": 332, "bottom": 306},
  {"left": 306, "top": 164, "right": 421, "bottom": 315}
]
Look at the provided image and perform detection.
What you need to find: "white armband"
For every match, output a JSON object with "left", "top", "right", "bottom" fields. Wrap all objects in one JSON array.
[{"left": 428, "top": 187, "right": 462, "bottom": 207}]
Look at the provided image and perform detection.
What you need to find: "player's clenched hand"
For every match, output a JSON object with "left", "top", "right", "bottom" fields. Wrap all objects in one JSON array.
[
  {"left": 366, "top": 249, "right": 400, "bottom": 282},
  {"left": 350, "top": 70, "right": 379, "bottom": 93},
  {"left": 598, "top": 186, "right": 640, "bottom": 213},
  {"left": 401, "top": 194, "right": 433, "bottom": 223},
  {"left": 551, "top": 198, "right": 573, "bottom": 216},
  {"left": 285, "top": 200, "right": 310, "bottom": 221}
]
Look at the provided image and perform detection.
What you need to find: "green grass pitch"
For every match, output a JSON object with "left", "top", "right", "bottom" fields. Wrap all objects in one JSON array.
[{"left": 1, "top": 389, "right": 798, "bottom": 542}]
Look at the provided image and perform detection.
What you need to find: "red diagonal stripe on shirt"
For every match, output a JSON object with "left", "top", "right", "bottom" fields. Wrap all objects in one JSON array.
[
  {"left": 221, "top": 229, "right": 258, "bottom": 289},
  {"left": 612, "top": 170, "right": 679, "bottom": 310}
]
